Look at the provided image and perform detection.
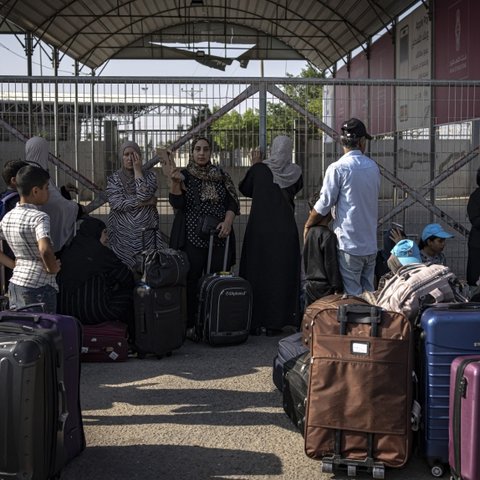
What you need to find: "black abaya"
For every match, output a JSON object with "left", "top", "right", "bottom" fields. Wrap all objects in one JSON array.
[
  {"left": 239, "top": 163, "right": 303, "bottom": 330},
  {"left": 467, "top": 187, "right": 480, "bottom": 285}
]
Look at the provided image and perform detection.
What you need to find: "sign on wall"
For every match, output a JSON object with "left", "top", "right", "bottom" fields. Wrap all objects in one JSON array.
[{"left": 395, "top": 7, "right": 431, "bottom": 131}]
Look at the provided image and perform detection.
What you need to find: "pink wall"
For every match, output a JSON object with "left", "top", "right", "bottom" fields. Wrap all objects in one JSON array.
[{"left": 435, "top": 0, "right": 480, "bottom": 123}]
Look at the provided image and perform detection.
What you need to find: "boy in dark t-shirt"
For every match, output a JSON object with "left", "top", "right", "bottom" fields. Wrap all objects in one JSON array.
[{"left": 302, "top": 191, "right": 343, "bottom": 307}]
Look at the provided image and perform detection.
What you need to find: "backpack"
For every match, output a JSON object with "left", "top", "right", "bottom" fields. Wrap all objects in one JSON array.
[
  {"left": 373, "top": 263, "right": 465, "bottom": 322},
  {"left": 0, "top": 190, "right": 19, "bottom": 221}
]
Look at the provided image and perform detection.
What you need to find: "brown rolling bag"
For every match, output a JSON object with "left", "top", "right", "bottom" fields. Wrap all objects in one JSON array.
[{"left": 303, "top": 294, "right": 413, "bottom": 479}]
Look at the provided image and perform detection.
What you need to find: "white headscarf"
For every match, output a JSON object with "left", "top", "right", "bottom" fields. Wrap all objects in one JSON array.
[
  {"left": 263, "top": 136, "right": 302, "bottom": 189},
  {"left": 25, "top": 136, "right": 79, "bottom": 252}
]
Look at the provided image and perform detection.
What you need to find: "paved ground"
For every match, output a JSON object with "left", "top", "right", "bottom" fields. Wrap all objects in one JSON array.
[{"left": 61, "top": 333, "right": 441, "bottom": 480}]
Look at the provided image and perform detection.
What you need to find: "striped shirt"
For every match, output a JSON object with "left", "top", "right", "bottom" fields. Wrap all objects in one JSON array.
[{"left": 0, "top": 203, "right": 58, "bottom": 291}]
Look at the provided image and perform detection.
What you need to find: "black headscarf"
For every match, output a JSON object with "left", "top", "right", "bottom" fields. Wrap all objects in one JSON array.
[{"left": 58, "top": 216, "right": 127, "bottom": 290}]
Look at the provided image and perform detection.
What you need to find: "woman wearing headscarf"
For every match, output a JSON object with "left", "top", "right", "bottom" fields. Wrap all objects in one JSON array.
[
  {"left": 467, "top": 168, "right": 480, "bottom": 288},
  {"left": 239, "top": 135, "right": 303, "bottom": 336},
  {"left": 168, "top": 137, "right": 240, "bottom": 332},
  {"left": 106, "top": 141, "right": 163, "bottom": 269},
  {"left": 57, "top": 216, "right": 134, "bottom": 337},
  {"left": 25, "top": 136, "right": 81, "bottom": 253}
]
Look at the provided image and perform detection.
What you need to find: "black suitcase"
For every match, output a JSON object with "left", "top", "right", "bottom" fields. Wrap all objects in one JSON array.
[
  {"left": 273, "top": 332, "right": 308, "bottom": 392},
  {"left": 283, "top": 351, "right": 310, "bottom": 435},
  {"left": 134, "top": 284, "right": 187, "bottom": 358},
  {"left": 0, "top": 308, "right": 85, "bottom": 464},
  {"left": 196, "top": 232, "right": 252, "bottom": 345},
  {"left": 0, "top": 320, "right": 68, "bottom": 480},
  {"left": 133, "top": 228, "right": 187, "bottom": 358}
]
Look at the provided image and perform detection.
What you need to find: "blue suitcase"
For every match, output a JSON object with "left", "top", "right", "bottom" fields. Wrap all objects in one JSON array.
[
  {"left": 272, "top": 332, "right": 308, "bottom": 392},
  {"left": 419, "top": 303, "right": 480, "bottom": 477}
]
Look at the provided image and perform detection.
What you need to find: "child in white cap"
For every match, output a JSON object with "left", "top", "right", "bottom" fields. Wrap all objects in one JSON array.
[{"left": 418, "top": 223, "right": 454, "bottom": 266}]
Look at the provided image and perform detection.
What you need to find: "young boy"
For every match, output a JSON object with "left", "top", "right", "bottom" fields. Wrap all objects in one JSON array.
[
  {"left": 0, "top": 165, "right": 61, "bottom": 312},
  {"left": 1, "top": 159, "right": 28, "bottom": 289},
  {"left": 302, "top": 191, "right": 343, "bottom": 307}
]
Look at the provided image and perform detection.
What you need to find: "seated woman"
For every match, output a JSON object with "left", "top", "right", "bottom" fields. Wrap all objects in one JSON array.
[{"left": 57, "top": 216, "right": 134, "bottom": 340}]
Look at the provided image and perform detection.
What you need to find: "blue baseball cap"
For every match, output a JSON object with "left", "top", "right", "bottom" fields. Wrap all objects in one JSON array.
[
  {"left": 391, "top": 239, "right": 421, "bottom": 265},
  {"left": 421, "top": 223, "right": 454, "bottom": 242}
]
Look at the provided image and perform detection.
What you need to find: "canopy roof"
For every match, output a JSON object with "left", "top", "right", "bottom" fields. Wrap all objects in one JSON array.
[{"left": 0, "top": 0, "right": 420, "bottom": 71}]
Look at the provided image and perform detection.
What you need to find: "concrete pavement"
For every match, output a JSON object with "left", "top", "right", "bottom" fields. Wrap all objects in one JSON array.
[{"left": 61, "top": 334, "right": 440, "bottom": 480}]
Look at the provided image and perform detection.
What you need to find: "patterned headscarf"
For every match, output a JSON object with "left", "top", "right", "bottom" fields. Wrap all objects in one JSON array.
[
  {"left": 263, "top": 135, "right": 302, "bottom": 188},
  {"left": 117, "top": 141, "right": 142, "bottom": 195},
  {"left": 186, "top": 137, "right": 239, "bottom": 207}
]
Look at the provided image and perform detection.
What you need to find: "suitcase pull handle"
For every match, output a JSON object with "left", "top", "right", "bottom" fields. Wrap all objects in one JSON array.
[
  {"left": 58, "top": 380, "right": 69, "bottom": 432},
  {"left": 337, "top": 305, "right": 381, "bottom": 336}
]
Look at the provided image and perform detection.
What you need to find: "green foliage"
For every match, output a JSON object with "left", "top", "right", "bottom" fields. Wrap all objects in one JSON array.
[{"left": 206, "top": 64, "right": 324, "bottom": 150}]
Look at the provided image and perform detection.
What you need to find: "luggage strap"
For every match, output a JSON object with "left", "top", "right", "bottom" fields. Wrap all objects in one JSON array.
[{"left": 337, "top": 304, "right": 381, "bottom": 337}]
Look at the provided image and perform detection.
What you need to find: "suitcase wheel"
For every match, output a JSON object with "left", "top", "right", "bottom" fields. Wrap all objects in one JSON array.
[
  {"left": 431, "top": 463, "right": 444, "bottom": 478},
  {"left": 347, "top": 465, "right": 356, "bottom": 477},
  {"left": 372, "top": 466, "right": 385, "bottom": 479},
  {"left": 321, "top": 461, "right": 333, "bottom": 474}
]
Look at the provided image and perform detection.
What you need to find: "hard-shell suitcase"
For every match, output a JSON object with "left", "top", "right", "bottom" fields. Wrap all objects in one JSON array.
[
  {"left": 0, "top": 309, "right": 85, "bottom": 464},
  {"left": 196, "top": 232, "right": 252, "bottom": 346},
  {"left": 304, "top": 294, "right": 413, "bottom": 479},
  {"left": 81, "top": 321, "right": 129, "bottom": 362},
  {"left": 283, "top": 351, "right": 310, "bottom": 435},
  {"left": 134, "top": 284, "right": 186, "bottom": 358},
  {"left": 449, "top": 355, "right": 480, "bottom": 480},
  {"left": 419, "top": 303, "right": 480, "bottom": 477},
  {"left": 273, "top": 332, "right": 308, "bottom": 392}
]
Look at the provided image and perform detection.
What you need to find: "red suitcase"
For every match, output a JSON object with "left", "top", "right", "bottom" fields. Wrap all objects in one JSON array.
[
  {"left": 449, "top": 355, "right": 480, "bottom": 480},
  {"left": 81, "top": 321, "right": 129, "bottom": 362}
]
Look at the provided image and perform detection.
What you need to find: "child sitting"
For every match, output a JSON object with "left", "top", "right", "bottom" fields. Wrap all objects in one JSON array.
[
  {"left": 0, "top": 165, "right": 61, "bottom": 312},
  {"left": 419, "top": 223, "right": 454, "bottom": 266}
]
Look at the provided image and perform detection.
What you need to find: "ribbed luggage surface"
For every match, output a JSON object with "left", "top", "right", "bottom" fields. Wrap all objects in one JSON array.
[
  {"left": 419, "top": 303, "right": 480, "bottom": 471},
  {"left": 449, "top": 356, "right": 480, "bottom": 480},
  {"left": 304, "top": 294, "right": 413, "bottom": 472},
  {"left": 197, "top": 273, "right": 252, "bottom": 345},
  {"left": 283, "top": 351, "right": 310, "bottom": 435},
  {"left": 0, "top": 310, "right": 85, "bottom": 479},
  {"left": 0, "top": 311, "right": 85, "bottom": 466},
  {"left": 134, "top": 285, "right": 186, "bottom": 356},
  {"left": 273, "top": 332, "right": 308, "bottom": 392}
]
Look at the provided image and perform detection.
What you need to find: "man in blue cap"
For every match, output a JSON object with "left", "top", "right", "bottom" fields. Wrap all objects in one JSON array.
[
  {"left": 303, "top": 118, "right": 380, "bottom": 295},
  {"left": 418, "top": 223, "right": 454, "bottom": 266}
]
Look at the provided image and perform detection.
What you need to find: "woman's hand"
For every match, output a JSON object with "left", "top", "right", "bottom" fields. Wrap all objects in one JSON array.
[
  {"left": 170, "top": 167, "right": 185, "bottom": 183},
  {"left": 217, "top": 219, "right": 232, "bottom": 238},
  {"left": 217, "top": 210, "right": 235, "bottom": 238},
  {"left": 140, "top": 196, "right": 157, "bottom": 207},
  {"left": 250, "top": 147, "right": 263, "bottom": 165}
]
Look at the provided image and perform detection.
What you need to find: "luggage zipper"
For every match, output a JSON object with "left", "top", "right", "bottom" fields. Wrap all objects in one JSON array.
[
  {"left": 452, "top": 358, "right": 477, "bottom": 479},
  {"left": 396, "top": 271, "right": 453, "bottom": 308}
]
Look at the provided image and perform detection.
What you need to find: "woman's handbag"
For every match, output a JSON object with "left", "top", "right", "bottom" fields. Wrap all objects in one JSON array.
[{"left": 195, "top": 214, "right": 221, "bottom": 240}]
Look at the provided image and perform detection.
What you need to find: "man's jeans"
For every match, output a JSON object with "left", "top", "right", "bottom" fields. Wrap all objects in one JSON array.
[
  {"left": 8, "top": 283, "right": 57, "bottom": 313},
  {"left": 337, "top": 250, "right": 376, "bottom": 296}
]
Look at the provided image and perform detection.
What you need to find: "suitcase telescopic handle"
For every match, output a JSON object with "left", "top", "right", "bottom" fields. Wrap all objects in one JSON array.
[
  {"left": 206, "top": 231, "right": 230, "bottom": 274},
  {"left": 337, "top": 304, "right": 381, "bottom": 336}
]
